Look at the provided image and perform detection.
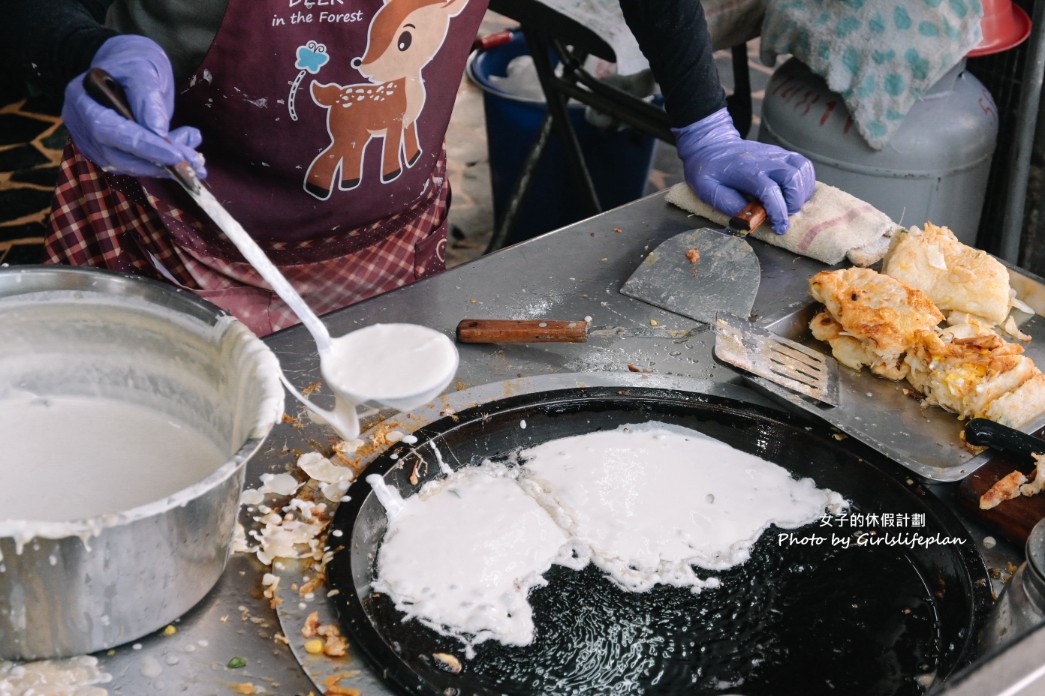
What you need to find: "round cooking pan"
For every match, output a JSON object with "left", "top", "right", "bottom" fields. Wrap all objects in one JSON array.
[{"left": 326, "top": 387, "right": 992, "bottom": 695}]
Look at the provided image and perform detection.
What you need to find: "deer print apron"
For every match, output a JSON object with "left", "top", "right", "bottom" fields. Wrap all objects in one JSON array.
[{"left": 46, "top": 0, "right": 487, "bottom": 335}]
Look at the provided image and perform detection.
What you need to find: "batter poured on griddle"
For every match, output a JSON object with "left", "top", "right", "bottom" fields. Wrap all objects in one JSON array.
[{"left": 368, "top": 422, "right": 846, "bottom": 654}]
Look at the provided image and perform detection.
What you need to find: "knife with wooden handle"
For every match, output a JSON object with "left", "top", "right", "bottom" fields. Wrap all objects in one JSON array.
[
  {"left": 728, "top": 201, "right": 768, "bottom": 235},
  {"left": 455, "top": 319, "right": 702, "bottom": 344}
]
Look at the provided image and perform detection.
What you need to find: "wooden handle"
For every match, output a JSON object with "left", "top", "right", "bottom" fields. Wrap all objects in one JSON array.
[
  {"left": 82, "top": 68, "right": 201, "bottom": 194},
  {"left": 456, "top": 319, "right": 589, "bottom": 344},
  {"left": 965, "top": 418, "right": 1045, "bottom": 460},
  {"left": 84, "top": 67, "right": 136, "bottom": 121},
  {"left": 728, "top": 202, "right": 768, "bottom": 233}
]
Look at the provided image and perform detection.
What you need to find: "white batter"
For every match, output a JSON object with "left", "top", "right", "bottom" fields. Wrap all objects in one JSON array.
[
  {"left": 519, "top": 423, "right": 846, "bottom": 590},
  {"left": 369, "top": 464, "right": 583, "bottom": 653},
  {"left": 324, "top": 324, "right": 458, "bottom": 405},
  {"left": 370, "top": 422, "right": 845, "bottom": 651},
  {"left": 0, "top": 395, "right": 226, "bottom": 522}
]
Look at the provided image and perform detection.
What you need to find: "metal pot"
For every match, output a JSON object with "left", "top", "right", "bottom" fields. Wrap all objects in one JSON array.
[{"left": 0, "top": 266, "right": 285, "bottom": 660}]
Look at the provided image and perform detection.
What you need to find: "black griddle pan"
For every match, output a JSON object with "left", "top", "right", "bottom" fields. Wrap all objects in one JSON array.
[{"left": 325, "top": 387, "right": 992, "bottom": 696}]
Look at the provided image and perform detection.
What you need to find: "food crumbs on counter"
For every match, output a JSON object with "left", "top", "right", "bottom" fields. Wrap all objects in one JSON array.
[
  {"left": 227, "top": 656, "right": 248, "bottom": 669},
  {"left": 302, "top": 382, "right": 323, "bottom": 397},
  {"left": 627, "top": 363, "right": 641, "bottom": 372},
  {"left": 230, "top": 682, "right": 258, "bottom": 694},
  {"left": 649, "top": 319, "right": 659, "bottom": 326},
  {"left": 324, "top": 673, "right": 363, "bottom": 695},
  {"left": 409, "top": 457, "right": 425, "bottom": 486},
  {"left": 304, "top": 638, "right": 325, "bottom": 655},
  {"left": 983, "top": 536, "right": 997, "bottom": 549},
  {"left": 685, "top": 248, "right": 700, "bottom": 265},
  {"left": 832, "top": 433, "right": 846, "bottom": 441},
  {"left": 433, "top": 652, "right": 463, "bottom": 673},
  {"left": 614, "top": 227, "right": 622, "bottom": 233},
  {"left": 301, "top": 610, "right": 349, "bottom": 657},
  {"left": 162, "top": 624, "right": 177, "bottom": 636},
  {"left": 980, "top": 470, "right": 1028, "bottom": 510},
  {"left": 262, "top": 573, "right": 281, "bottom": 607},
  {"left": 299, "top": 572, "right": 325, "bottom": 597}
]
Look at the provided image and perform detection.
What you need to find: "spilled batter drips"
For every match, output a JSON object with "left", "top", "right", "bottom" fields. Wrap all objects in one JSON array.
[{"left": 369, "top": 422, "right": 846, "bottom": 654}]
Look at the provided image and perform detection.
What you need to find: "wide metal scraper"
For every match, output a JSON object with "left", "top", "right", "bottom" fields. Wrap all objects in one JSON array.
[{"left": 620, "top": 227, "right": 760, "bottom": 324}]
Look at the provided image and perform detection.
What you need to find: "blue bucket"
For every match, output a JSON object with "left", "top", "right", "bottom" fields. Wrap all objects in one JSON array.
[{"left": 467, "top": 33, "right": 657, "bottom": 245}]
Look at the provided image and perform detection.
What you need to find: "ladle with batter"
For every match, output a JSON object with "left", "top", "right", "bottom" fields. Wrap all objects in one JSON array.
[
  {"left": 193, "top": 188, "right": 458, "bottom": 442},
  {"left": 82, "top": 69, "right": 458, "bottom": 441}
]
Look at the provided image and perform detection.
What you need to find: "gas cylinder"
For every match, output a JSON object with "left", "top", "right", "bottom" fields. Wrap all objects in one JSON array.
[{"left": 759, "top": 57, "right": 998, "bottom": 246}]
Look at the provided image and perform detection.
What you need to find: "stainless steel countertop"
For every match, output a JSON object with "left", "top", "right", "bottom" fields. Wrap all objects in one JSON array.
[{"left": 92, "top": 191, "right": 1024, "bottom": 694}]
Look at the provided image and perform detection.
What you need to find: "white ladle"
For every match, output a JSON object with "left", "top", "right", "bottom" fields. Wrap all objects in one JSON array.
[
  {"left": 79, "top": 68, "right": 457, "bottom": 441},
  {"left": 191, "top": 187, "right": 459, "bottom": 441}
]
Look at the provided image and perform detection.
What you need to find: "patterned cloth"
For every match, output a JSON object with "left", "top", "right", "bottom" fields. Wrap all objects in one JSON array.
[
  {"left": 760, "top": 0, "right": 984, "bottom": 150},
  {"left": 665, "top": 180, "right": 898, "bottom": 266},
  {"left": 46, "top": 142, "right": 449, "bottom": 336}
]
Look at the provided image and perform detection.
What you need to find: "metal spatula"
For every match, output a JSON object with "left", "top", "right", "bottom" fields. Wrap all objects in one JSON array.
[
  {"left": 619, "top": 225, "right": 761, "bottom": 325},
  {"left": 713, "top": 312, "right": 840, "bottom": 407}
]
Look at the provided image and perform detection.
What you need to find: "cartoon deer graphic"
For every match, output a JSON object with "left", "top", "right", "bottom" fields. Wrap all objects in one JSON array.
[{"left": 304, "top": 0, "right": 469, "bottom": 200}]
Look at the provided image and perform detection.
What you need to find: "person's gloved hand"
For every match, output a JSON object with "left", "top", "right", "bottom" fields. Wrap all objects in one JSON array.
[
  {"left": 673, "top": 107, "right": 814, "bottom": 235},
  {"left": 62, "top": 35, "right": 206, "bottom": 180}
]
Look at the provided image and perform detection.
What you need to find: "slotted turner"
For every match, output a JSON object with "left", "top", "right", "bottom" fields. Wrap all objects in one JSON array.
[{"left": 713, "top": 312, "right": 840, "bottom": 407}]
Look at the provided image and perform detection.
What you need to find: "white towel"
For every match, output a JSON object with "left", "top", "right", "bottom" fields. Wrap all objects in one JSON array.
[
  {"left": 759, "top": 0, "right": 983, "bottom": 150},
  {"left": 665, "top": 181, "right": 898, "bottom": 266}
]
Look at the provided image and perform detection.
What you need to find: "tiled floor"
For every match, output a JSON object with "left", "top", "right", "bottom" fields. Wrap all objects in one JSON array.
[{"left": 0, "top": 13, "right": 761, "bottom": 271}]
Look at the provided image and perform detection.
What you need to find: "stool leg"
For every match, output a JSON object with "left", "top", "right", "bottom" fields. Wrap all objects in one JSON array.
[
  {"left": 726, "top": 42, "right": 753, "bottom": 138},
  {"left": 522, "top": 29, "right": 602, "bottom": 217}
]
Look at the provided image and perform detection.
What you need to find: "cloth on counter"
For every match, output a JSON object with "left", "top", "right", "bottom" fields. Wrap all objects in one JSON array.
[
  {"left": 523, "top": 0, "right": 768, "bottom": 75},
  {"left": 664, "top": 181, "right": 898, "bottom": 266},
  {"left": 759, "top": 0, "right": 983, "bottom": 150}
]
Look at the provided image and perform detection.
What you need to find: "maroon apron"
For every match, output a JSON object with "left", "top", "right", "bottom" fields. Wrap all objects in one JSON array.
[{"left": 47, "top": 0, "right": 487, "bottom": 335}]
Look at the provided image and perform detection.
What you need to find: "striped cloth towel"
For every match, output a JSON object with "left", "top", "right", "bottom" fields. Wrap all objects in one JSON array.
[{"left": 665, "top": 181, "right": 899, "bottom": 266}]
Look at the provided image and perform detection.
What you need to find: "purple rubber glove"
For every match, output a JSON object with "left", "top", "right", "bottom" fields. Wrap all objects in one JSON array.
[
  {"left": 62, "top": 35, "right": 206, "bottom": 180},
  {"left": 673, "top": 107, "right": 814, "bottom": 235}
]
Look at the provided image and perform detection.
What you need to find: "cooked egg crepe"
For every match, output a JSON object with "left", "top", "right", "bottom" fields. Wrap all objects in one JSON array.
[
  {"left": 808, "top": 266, "right": 1045, "bottom": 448},
  {"left": 903, "top": 321, "right": 1037, "bottom": 421},
  {"left": 882, "top": 222, "right": 1012, "bottom": 325},
  {"left": 808, "top": 267, "right": 944, "bottom": 380}
]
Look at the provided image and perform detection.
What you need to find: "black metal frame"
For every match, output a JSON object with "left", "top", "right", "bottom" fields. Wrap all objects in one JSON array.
[{"left": 484, "top": 0, "right": 754, "bottom": 251}]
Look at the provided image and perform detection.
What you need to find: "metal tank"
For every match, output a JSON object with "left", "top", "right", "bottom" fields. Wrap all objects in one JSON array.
[{"left": 759, "top": 57, "right": 998, "bottom": 246}]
